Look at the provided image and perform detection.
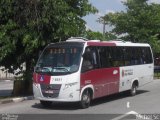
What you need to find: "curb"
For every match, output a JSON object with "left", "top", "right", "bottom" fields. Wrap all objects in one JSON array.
[{"left": 0, "top": 96, "right": 34, "bottom": 104}]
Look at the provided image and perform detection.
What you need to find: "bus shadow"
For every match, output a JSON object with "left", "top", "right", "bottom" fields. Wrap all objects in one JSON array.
[
  {"left": 32, "top": 102, "right": 80, "bottom": 110},
  {"left": 32, "top": 90, "right": 149, "bottom": 110},
  {"left": 91, "top": 90, "right": 149, "bottom": 107}
]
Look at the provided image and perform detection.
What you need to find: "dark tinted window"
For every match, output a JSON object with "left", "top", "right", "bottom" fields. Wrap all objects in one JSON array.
[
  {"left": 82, "top": 46, "right": 153, "bottom": 72},
  {"left": 81, "top": 47, "right": 99, "bottom": 72},
  {"left": 110, "top": 47, "right": 124, "bottom": 67},
  {"left": 142, "top": 47, "right": 153, "bottom": 64},
  {"left": 99, "top": 47, "right": 112, "bottom": 68},
  {"left": 98, "top": 46, "right": 153, "bottom": 68}
]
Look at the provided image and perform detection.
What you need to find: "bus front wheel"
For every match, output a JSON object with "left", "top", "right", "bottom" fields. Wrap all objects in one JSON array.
[{"left": 80, "top": 90, "right": 91, "bottom": 109}]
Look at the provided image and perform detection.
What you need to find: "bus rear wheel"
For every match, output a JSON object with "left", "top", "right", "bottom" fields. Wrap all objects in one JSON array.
[
  {"left": 40, "top": 100, "right": 52, "bottom": 107},
  {"left": 80, "top": 90, "right": 91, "bottom": 109},
  {"left": 130, "top": 83, "right": 137, "bottom": 96}
]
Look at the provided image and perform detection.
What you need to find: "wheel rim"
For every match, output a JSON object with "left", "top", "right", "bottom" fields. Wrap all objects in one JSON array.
[
  {"left": 81, "top": 90, "right": 90, "bottom": 108},
  {"left": 133, "top": 87, "right": 136, "bottom": 94},
  {"left": 82, "top": 94, "right": 90, "bottom": 104},
  {"left": 132, "top": 85, "right": 137, "bottom": 95}
]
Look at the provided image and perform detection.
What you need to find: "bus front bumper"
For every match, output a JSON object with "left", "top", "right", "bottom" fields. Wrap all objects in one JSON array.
[{"left": 33, "top": 83, "right": 80, "bottom": 102}]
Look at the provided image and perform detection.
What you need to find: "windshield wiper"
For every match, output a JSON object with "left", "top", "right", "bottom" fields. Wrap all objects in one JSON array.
[
  {"left": 35, "top": 70, "right": 53, "bottom": 75},
  {"left": 53, "top": 67, "right": 70, "bottom": 72},
  {"left": 35, "top": 67, "right": 53, "bottom": 73}
]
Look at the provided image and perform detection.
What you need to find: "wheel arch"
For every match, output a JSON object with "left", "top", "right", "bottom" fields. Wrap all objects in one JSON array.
[
  {"left": 80, "top": 85, "right": 94, "bottom": 100},
  {"left": 131, "top": 79, "right": 139, "bottom": 88}
]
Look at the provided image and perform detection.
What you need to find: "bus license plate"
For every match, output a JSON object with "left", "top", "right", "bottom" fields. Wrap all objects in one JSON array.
[{"left": 44, "top": 90, "right": 54, "bottom": 94}]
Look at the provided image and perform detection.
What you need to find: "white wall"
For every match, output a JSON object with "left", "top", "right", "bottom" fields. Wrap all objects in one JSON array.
[{"left": 0, "top": 67, "right": 15, "bottom": 79}]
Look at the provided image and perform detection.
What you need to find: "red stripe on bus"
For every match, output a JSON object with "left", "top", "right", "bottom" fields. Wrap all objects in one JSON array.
[
  {"left": 81, "top": 67, "right": 120, "bottom": 98},
  {"left": 87, "top": 42, "right": 116, "bottom": 46}
]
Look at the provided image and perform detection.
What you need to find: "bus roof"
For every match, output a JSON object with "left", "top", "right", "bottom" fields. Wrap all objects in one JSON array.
[{"left": 66, "top": 37, "right": 150, "bottom": 47}]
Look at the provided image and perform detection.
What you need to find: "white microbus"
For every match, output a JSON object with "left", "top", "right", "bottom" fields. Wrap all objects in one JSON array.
[{"left": 33, "top": 37, "right": 154, "bottom": 108}]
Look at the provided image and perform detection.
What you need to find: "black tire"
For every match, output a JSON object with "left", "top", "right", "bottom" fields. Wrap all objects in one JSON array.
[
  {"left": 40, "top": 100, "right": 52, "bottom": 107},
  {"left": 80, "top": 90, "right": 91, "bottom": 109},
  {"left": 130, "top": 83, "right": 137, "bottom": 96}
]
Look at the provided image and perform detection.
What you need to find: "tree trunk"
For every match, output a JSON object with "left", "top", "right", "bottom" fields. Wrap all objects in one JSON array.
[
  {"left": 13, "top": 59, "right": 33, "bottom": 96},
  {"left": 24, "top": 59, "right": 33, "bottom": 95}
]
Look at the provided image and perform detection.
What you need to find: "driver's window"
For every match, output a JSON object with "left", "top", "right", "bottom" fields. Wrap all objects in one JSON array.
[{"left": 81, "top": 47, "right": 96, "bottom": 72}]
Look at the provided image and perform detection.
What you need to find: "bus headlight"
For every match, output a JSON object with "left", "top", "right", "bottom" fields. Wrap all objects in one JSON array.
[{"left": 63, "top": 82, "right": 78, "bottom": 90}]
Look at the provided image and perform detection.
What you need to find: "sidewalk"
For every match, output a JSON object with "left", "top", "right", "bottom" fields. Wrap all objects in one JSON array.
[{"left": 0, "top": 96, "right": 34, "bottom": 104}]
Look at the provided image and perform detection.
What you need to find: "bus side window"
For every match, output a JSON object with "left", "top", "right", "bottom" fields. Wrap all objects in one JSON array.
[
  {"left": 124, "top": 47, "right": 131, "bottom": 66},
  {"left": 145, "top": 47, "right": 153, "bottom": 63},
  {"left": 142, "top": 47, "right": 152, "bottom": 64},
  {"left": 81, "top": 47, "right": 99, "bottom": 72},
  {"left": 110, "top": 47, "right": 124, "bottom": 67},
  {"left": 130, "top": 47, "right": 138, "bottom": 65},
  {"left": 81, "top": 48, "right": 94, "bottom": 72},
  {"left": 99, "top": 47, "right": 110, "bottom": 67}
]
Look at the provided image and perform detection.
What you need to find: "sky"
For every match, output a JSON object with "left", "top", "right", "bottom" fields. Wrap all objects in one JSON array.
[{"left": 84, "top": 0, "right": 160, "bottom": 33}]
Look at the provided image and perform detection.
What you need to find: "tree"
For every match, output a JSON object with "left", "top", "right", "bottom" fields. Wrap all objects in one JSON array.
[
  {"left": 99, "top": 0, "right": 160, "bottom": 54},
  {"left": 0, "top": 0, "right": 97, "bottom": 94},
  {"left": 85, "top": 30, "right": 104, "bottom": 40},
  {"left": 97, "top": 15, "right": 110, "bottom": 35},
  {"left": 85, "top": 30, "right": 117, "bottom": 41},
  {"left": 104, "top": 32, "right": 117, "bottom": 40}
]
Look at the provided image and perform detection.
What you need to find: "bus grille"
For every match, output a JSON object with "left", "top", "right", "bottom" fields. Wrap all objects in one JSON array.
[{"left": 40, "top": 84, "right": 61, "bottom": 98}]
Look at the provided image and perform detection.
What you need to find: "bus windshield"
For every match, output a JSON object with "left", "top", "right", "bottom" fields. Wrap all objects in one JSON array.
[{"left": 35, "top": 43, "right": 83, "bottom": 75}]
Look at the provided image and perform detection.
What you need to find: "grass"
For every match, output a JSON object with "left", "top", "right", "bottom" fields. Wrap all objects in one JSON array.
[
  {"left": 154, "top": 72, "right": 160, "bottom": 79},
  {"left": 0, "top": 95, "right": 16, "bottom": 100},
  {"left": 0, "top": 96, "right": 12, "bottom": 99}
]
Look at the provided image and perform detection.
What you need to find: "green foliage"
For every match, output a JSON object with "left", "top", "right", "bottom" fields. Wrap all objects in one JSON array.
[
  {"left": 0, "top": 0, "right": 97, "bottom": 73},
  {"left": 100, "top": 0, "right": 160, "bottom": 54},
  {"left": 104, "top": 32, "right": 117, "bottom": 41},
  {"left": 0, "top": 0, "right": 97, "bottom": 94},
  {"left": 85, "top": 30, "right": 104, "bottom": 40},
  {"left": 85, "top": 30, "right": 117, "bottom": 41},
  {"left": 150, "top": 35, "right": 160, "bottom": 54}
]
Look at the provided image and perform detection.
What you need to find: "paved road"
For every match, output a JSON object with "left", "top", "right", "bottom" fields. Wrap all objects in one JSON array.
[
  {"left": 0, "top": 80, "right": 160, "bottom": 120},
  {"left": 0, "top": 80, "right": 13, "bottom": 97}
]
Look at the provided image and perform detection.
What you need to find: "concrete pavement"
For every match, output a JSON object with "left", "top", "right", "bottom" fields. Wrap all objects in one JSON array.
[{"left": 0, "top": 96, "right": 34, "bottom": 104}]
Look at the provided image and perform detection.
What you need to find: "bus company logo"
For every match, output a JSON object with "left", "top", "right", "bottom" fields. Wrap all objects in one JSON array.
[
  {"left": 122, "top": 69, "right": 133, "bottom": 77},
  {"left": 40, "top": 75, "right": 44, "bottom": 82}
]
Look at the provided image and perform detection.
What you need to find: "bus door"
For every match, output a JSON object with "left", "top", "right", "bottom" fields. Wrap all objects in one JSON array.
[
  {"left": 98, "top": 47, "right": 120, "bottom": 96},
  {"left": 81, "top": 46, "right": 119, "bottom": 98}
]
